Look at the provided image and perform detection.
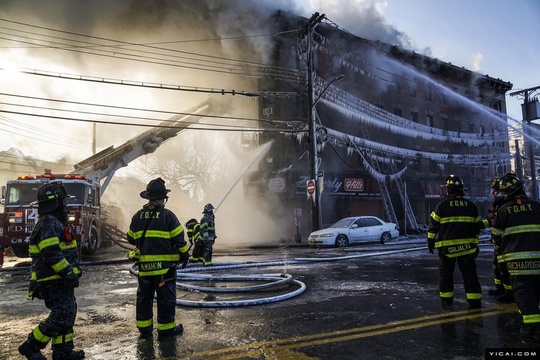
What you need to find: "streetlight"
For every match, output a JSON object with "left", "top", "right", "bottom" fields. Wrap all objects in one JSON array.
[{"left": 308, "top": 74, "right": 345, "bottom": 231}]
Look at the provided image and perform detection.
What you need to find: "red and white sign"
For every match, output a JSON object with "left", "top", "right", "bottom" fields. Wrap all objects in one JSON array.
[
  {"left": 306, "top": 179, "right": 316, "bottom": 196},
  {"left": 344, "top": 178, "right": 364, "bottom": 192}
]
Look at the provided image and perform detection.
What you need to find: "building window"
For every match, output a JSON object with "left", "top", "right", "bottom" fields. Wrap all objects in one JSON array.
[
  {"left": 410, "top": 110, "right": 419, "bottom": 123},
  {"left": 409, "top": 87, "right": 417, "bottom": 98},
  {"left": 426, "top": 114, "right": 434, "bottom": 127},
  {"left": 425, "top": 88, "right": 433, "bottom": 102},
  {"left": 440, "top": 93, "right": 447, "bottom": 106}
]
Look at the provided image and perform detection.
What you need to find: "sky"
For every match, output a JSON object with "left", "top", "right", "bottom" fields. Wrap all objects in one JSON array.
[{"left": 0, "top": 0, "right": 539, "bottom": 161}]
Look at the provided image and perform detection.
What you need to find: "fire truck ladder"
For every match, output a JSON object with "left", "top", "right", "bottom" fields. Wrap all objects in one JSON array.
[
  {"left": 71, "top": 97, "right": 227, "bottom": 193},
  {"left": 356, "top": 126, "right": 399, "bottom": 227}
]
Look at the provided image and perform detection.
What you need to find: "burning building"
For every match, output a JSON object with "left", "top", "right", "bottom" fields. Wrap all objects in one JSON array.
[{"left": 243, "top": 12, "right": 513, "bottom": 237}]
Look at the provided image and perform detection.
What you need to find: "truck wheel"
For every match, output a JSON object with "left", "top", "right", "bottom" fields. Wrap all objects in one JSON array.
[{"left": 85, "top": 225, "right": 99, "bottom": 255}]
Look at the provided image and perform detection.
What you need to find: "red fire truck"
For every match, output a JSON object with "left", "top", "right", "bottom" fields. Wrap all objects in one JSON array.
[{"left": 0, "top": 98, "right": 220, "bottom": 266}]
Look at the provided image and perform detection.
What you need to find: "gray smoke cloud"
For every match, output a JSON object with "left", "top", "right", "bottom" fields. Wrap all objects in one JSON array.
[{"left": 0, "top": 0, "right": 417, "bottom": 245}]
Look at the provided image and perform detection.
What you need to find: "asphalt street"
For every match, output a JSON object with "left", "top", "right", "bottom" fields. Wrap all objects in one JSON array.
[{"left": 0, "top": 237, "right": 538, "bottom": 359}]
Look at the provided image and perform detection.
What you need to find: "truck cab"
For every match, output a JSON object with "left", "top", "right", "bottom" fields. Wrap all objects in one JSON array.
[{"left": 0, "top": 171, "right": 102, "bottom": 263}]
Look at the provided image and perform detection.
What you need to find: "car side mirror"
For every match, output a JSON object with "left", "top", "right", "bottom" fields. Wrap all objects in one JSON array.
[{"left": 351, "top": 224, "right": 358, "bottom": 229}]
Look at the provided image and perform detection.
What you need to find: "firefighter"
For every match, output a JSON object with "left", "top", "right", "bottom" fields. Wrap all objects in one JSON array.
[
  {"left": 491, "top": 173, "right": 540, "bottom": 342},
  {"left": 19, "top": 181, "right": 84, "bottom": 360},
  {"left": 427, "top": 175, "right": 489, "bottom": 309},
  {"left": 200, "top": 203, "right": 216, "bottom": 267},
  {"left": 487, "top": 177, "right": 514, "bottom": 302},
  {"left": 186, "top": 218, "right": 203, "bottom": 262},
  {"left": 127, "top": 178, "right": 190, "bottom": 340}
]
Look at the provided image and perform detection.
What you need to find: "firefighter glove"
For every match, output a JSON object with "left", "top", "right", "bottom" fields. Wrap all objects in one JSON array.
[
  {"left": 428, "top": 240, "right": 435, "bottom": 254},
  {"left": 180, "top": 250, "right": 190, "bottom": 269},
  {"left": 28, "top": 280, "right": 44, "bottom": 300},
  {"left": 63, "top": 271, "right": 80, "bottom": 288},
  {"left": 127, "top": 249, "right": 140, "bottom": 262}
]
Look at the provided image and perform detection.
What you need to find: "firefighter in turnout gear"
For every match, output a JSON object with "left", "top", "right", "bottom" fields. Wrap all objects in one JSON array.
[
  {"left": 200, "top": 203, "right": 216, "bottom": 266},
  {"left": 427, "top": 175, "right": 489, "bottom": 309},
  {"left": 487, "top": 177, "right": 514, "bottom": 302},
  {"left": 127, "top": 178, "right": 189, "bottom": 340},
  {"left": 19, "top": 182, "right": 85, "bottom": 360},
  {"left": 491, "top": 173, "right": 540, "bottom": 343},
  {"left": 186, "top": 218, "right": 203, "bottom": 262}
]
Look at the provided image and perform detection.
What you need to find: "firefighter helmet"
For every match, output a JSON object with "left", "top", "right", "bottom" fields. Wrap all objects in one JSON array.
[
  {"left": 498, "top": 173, "right": 524, "bottom": 195},
  {"left": 203, "top": 203, "right": 215, "bottom": 214},
  {"left": 445, "top": 175, "right": 464, "bottom": 191},
  {"left": 36, "top": 181, "right": 70, "bottom": 214},
  {"left": 140, "top": 177, "right": 170, "bottom": 200},
  {"left": 186, "top": 218, "right": 198, "bottom": 229},
  {"left": 490, "top": 177, "right": 501, "bottom": 190}
]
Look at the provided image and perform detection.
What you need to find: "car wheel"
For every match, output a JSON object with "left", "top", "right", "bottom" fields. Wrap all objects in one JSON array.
[
  {"left": 335, "top": 235, "right": 349, "bottom": 248},
  {"left": 380, "top": 232, "right": 391, "bottom": 244}
]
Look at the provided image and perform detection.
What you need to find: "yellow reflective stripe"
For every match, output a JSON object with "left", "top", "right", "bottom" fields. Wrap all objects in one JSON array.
[
  {"left": 145, "top": 230, "right": 172, "bottom": 238},
  {"left": 491, "top": 228, "right": 503, "bottom": 236},
  {"left": 440, "top": 292, "right": 453, "bottom": 298},
  {"left": 128, "top": 229, "right": 140, "bottom": 239},
  {"left": 501, "top": 251, "right": 540, "bottom": 262},
  {"left": 466, "top": 293, "right": 482, "bottom": 300},
  {"left": 435, "top": 238, "right": 478, "bottom": 247},
  {"left": 497, "top": 254, "right": 505, "bottom": 263},
  {"left": 32, "top": 326, "right": 51, "bottom": 344},
  {"left": 38, "top": 274, "right": 62, "bottom": 282},
  {"left": 170, "top": 224, "right": 184, "bottom": 238},
  {"left": 179, "top": 243, "right": 190, "bottom": 253},
  {"left": 157, "top": 321, "right": 176, "bottom": 331},
  {"left": 52, "top": 333, "right": 73, "bottom": 345},
  {"left": 59, "top": 241, "right": 77, "bottom": 250},
  {"left": 439, "top": 216, "right": 479, "bottom": 224},
  {"left": 445, "top": 247, "right": 477, "bottom": 258},
  {"left": 137, "top": 319, "right": 153, "bottom": 329},
  {"left": 523, "top": 314, "right": 540, "bottom": 324},
  {"left": 38, "top": 237, "right": 60, "bottom": 249},
  {"left": 139, "top": 269, "right": 169, "bottom": 276},
  {"left": 430, "top": 211, "right": 440, "bottom": 222},
  {"left": 73, "top": 267, "right": 81, "bottom": 276},
  {"left": 503, "top": 224, "right": 540, "bottom": 236},
  {"left": 139, "top": 254, "right": 179, "bottom": 262},
  {"left": 51, "top": 258, "right": 70, "bottom": 273},
  {"left": 29, "top": 245, "right": 40, "bottom": 254},
  {"left": 427, "top": 232, "right": 436, "bottom": 240},
  {"left": 30, "top": 272, "right": 37, "bottom": 281}
]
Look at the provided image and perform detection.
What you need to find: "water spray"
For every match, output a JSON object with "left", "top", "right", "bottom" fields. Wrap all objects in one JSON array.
[{"left": 213, "top": 140, "right": 274, "bottom": 213}]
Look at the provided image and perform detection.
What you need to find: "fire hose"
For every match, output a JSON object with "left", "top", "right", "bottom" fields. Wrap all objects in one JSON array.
[{"left": 128, "top": 246, "right": 429, "bottom": 308}]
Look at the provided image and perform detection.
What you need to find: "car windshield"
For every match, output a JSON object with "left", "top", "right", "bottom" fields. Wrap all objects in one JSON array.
[{"left": 329, "top": 218, "right": 355, "bottom": 228}]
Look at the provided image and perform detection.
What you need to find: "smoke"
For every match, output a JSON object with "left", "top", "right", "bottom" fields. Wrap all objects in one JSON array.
[{"left": 0, "top": 0, "right": 420, "bottom": 246}]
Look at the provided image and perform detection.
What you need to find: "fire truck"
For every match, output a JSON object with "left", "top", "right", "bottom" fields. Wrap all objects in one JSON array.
[{"left": 0, "top": 98, "right": 223, "bottom": 266}]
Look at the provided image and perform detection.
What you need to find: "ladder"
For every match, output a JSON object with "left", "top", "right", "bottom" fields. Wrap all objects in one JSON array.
[
  {"left": 358, "top": 126, "right": 399, "bottom": 227},
  {"left": 389, "top": 161, "right": 419, "bottom": 232}
]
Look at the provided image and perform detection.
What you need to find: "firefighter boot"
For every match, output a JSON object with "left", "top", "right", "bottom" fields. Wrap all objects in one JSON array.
[
  {"left": 18, "top": 340, "right": 46, "bottom": 360},
  {"left": 158, "top": 324, "right": 184, "bottom": 340},
  {"left": 488, "top": 286, "right": 505, "bottom": 297},
  {"left": 496, "top": 290, "right": 514, "bottom": 303},
  {"left": 52, "top": 344, "right": 85, "bottom": 360}
]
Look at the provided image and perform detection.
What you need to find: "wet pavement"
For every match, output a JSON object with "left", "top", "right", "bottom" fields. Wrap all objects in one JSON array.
[{"left": 0, "top": 236, "right": 538, "bottom": 359}]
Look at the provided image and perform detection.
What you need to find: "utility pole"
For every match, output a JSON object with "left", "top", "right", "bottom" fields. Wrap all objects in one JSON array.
[
  {"left": 510, "top": 85, "right": 540, "bottom": 201},
  {"left": 299, "top": 12, "right": 325, "bottom": 232}
]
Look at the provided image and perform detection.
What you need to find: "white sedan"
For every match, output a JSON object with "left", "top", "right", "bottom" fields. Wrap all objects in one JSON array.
[{"left": 308, "top": 216, "right": 399, "bottom": 247}]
